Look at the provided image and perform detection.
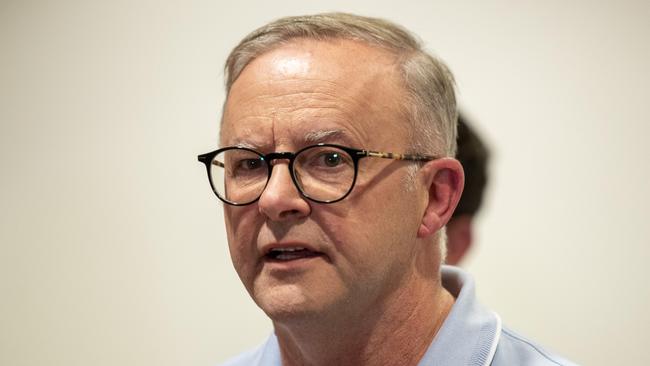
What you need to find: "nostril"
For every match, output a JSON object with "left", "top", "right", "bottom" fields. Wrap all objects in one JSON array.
[{"left": 278, "top": 209, "right": 301, "bottom": 219}]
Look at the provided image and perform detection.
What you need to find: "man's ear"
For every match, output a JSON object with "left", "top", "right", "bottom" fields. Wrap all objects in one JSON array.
[{"left": 417, "top": 158, "right": 465, "bottom": 238}]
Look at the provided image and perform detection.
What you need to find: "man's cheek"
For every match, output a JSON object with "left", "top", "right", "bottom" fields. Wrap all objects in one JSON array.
[
  {"left": 225, "top": 210, "right": 257, "bottom": 244},
  {"left": 229, "top": 244, "right": 256, "bottom": 290}
]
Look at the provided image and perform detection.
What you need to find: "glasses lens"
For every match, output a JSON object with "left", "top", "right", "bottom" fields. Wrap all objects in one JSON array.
[
  {"left": 294, "top": 145, "right": 355, "bottom": 202},
  {"left": 211, "top": 148, "right": 268, "bottom": 204}
]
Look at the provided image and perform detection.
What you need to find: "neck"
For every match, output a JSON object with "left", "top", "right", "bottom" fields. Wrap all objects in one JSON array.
[{"left": 273, "top": 271, "right": 454, "bottom": 366}]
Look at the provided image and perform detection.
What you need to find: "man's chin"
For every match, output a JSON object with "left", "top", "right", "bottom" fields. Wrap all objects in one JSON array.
[{"left": 253, "top": 283, "right": 324, "bottom": 322}]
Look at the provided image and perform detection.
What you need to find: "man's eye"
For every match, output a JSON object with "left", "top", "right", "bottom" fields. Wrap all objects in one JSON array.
[
  {"left": 321, "top": 152, "right": 342, "bottom": 167},
  {"left": 310, "top": 150, "right": 350, "bottom": 169},
  {"left": 237, "top": 158, "right": 263, "bottom": 170}
]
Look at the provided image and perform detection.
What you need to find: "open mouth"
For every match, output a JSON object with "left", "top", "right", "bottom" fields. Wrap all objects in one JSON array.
[{"left": 265, "top": 247, "right": 323, "bottom": 261}]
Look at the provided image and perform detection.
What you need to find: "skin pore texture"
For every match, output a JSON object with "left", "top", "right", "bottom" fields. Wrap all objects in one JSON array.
[{"left": 220, "top": 39, "right": 464, "bottom": 366}]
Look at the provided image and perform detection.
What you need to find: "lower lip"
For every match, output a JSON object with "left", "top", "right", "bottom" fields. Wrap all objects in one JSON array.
[{"left": 262, "top": 254, "right": 325, "bottom": 271}]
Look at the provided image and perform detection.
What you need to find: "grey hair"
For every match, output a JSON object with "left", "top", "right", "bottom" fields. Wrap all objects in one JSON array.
[{"left": 222, "top": 12, "right": 458, "bottom": 157}]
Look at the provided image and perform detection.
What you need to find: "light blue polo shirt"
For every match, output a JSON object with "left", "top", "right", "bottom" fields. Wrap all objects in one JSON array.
[{"left": 220, "top": 266, "right": 577, "bottom": 366}]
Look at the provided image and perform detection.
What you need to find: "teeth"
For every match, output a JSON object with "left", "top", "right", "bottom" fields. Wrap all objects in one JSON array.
[
  {"left": 267, "top": 246, "right": 320, "bottom": 261},
  {"left": 273, "top": 247, "right": 305, "bottom": 252},
  {"left": 276, "top": 253, "right": 303, "bottom": 261}
]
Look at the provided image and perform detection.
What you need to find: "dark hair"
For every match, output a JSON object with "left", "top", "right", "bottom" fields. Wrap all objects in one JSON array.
[{"left": 453, "top": 114, "right": 489, "bottom": 217}]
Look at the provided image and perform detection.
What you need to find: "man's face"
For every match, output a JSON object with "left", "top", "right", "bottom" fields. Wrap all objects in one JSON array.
[{"left": 220, "top": 39, "right": 432, "bottom": 322}]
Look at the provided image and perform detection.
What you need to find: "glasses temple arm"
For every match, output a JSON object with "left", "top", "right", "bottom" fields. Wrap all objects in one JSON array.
[{"left": 359, "top": 150, "right": 437, "bottom": 161}]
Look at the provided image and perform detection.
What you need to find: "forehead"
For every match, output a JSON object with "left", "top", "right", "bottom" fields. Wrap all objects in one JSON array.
[{"left": 220, "top": 39, "right": 409, "bottom": 150}]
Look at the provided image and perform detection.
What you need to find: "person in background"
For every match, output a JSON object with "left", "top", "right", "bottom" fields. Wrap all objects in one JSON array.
[{"left": 445, "top": 114, "right": 490, "bottom": 266}]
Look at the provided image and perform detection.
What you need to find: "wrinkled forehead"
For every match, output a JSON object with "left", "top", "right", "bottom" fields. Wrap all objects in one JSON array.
[{"left": 219, "top": 39, "right": 409, "bottom": 149}]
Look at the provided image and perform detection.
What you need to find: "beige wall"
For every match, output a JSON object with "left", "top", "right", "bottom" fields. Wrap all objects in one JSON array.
[{"left": 1, "top": 1, "right": 649, "bottom": 365}]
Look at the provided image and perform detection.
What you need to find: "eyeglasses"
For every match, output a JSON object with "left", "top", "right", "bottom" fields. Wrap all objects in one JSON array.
[{"left": 197, "top": 143, "right": 437, "bottom": 206}]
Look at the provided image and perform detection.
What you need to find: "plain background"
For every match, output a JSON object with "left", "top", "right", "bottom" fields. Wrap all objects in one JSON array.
[{"left": 1, "top": 0, "right": 649, "bottom": 365}]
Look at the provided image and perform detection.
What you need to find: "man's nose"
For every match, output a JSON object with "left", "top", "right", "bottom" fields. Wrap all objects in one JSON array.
[{"left": 257, "top": 163, "right": 311, "bottom": 221}]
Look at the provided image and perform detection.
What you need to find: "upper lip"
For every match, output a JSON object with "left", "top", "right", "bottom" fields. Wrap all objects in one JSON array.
[{"left": 260, "top": 242, "right": 324, "bottom": 257}]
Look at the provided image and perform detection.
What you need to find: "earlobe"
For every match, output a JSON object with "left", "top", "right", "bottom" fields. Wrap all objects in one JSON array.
[{"left": 417, "top": 158, "right": 465, "bottom": 239}]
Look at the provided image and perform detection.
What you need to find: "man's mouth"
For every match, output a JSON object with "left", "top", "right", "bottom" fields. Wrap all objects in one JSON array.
[{"left": 265, "top": 247, "right": 323, "bottom": 261}]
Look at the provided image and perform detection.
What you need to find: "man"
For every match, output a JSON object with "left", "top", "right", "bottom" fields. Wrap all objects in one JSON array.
[
  {"left": 198, "top": 12, "right": 575, "bottom": 366},
  {"left": 445, "top": 115, "right": 490, "bottom": 266}
]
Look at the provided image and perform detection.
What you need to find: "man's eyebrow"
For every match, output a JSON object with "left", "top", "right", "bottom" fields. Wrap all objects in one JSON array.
[
  {"left": 226, "top": 130, "right": 348, "bottom": 151},
  {"left": 232, "top": 141, "right": 260, "bottom": 150},
  {"left": 304, "top": 129, "right": 346, "bottom": 144}
]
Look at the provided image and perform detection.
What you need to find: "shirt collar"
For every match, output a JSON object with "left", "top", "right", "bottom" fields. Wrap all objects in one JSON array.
[{"left": 417, "top": 265, "right": 501, "bottom": 366}]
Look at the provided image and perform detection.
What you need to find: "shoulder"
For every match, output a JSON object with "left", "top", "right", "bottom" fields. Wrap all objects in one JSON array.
[
  {"left": 492, "top": 326, "right": 579, "bottom": 366},
  {"left": 218, "top": 346, "right": 262, "bottom": 366},
  {"left": 217, "top": 334, "right": 280, "bottom": 366}
]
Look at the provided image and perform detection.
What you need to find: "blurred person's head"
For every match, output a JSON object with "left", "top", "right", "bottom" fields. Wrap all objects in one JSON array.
[{"left": 445, "top": 114, "right": 490, "bottom": 265}]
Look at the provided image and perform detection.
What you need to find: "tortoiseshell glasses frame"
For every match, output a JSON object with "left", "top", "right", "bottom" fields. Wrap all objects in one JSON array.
[{"left": 197, "top": 143, "right": 438, "bottom": 206}]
